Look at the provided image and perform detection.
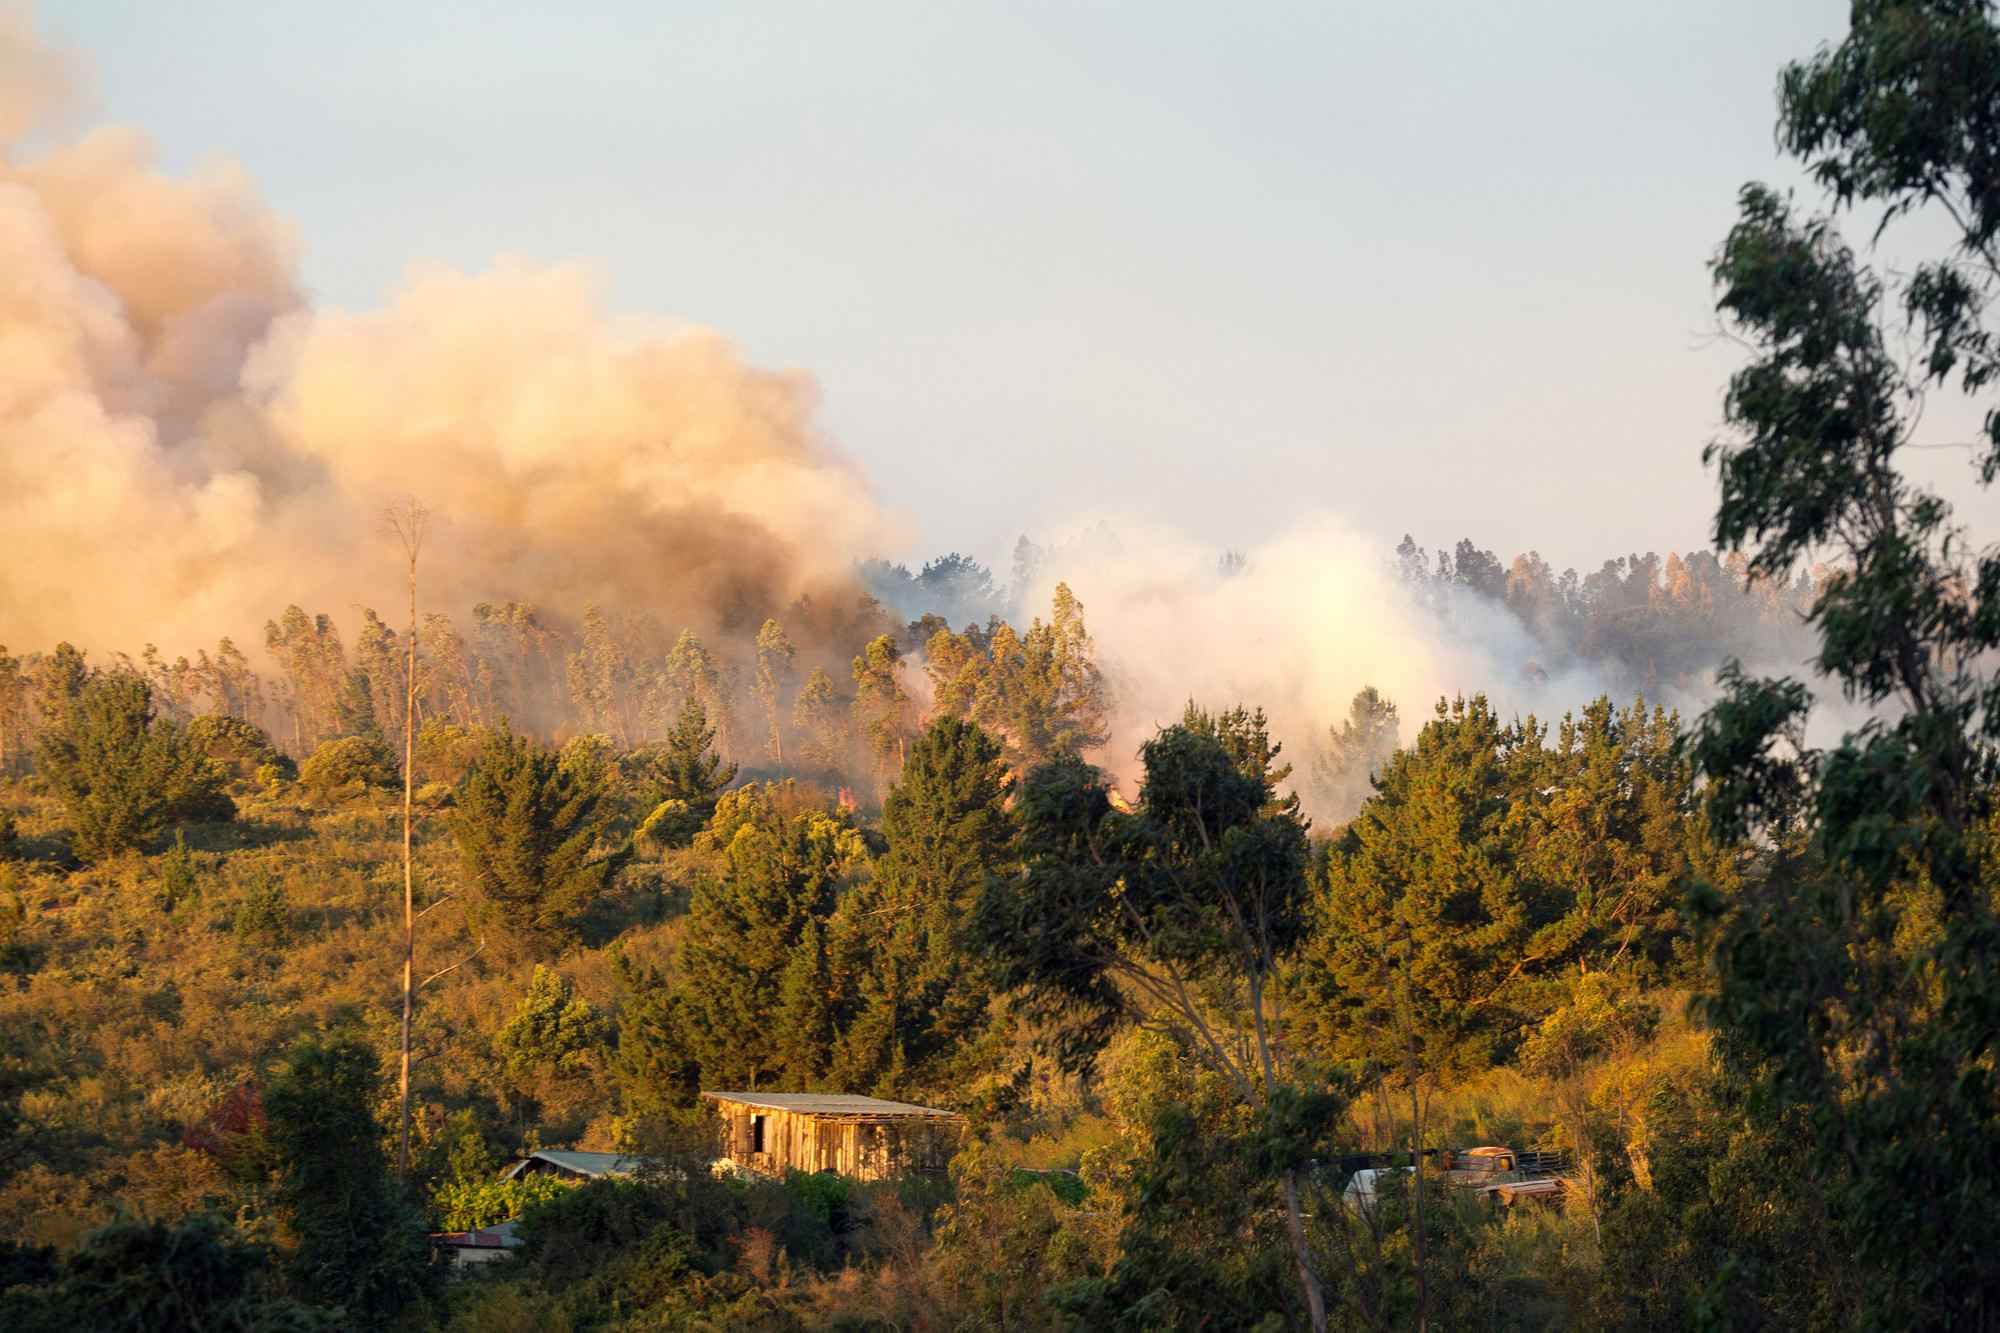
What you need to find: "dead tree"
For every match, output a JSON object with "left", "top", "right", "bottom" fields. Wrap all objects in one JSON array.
[{"left": 387, "top": 500, "right": 482, "bottom": 1184}]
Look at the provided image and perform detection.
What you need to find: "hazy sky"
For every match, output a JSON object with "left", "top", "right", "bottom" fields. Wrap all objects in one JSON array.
[{"left": 41, "top": 1, "right": 1995, "bottom": 574}]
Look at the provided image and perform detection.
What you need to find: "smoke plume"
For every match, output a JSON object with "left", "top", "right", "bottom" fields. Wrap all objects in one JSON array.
[
  {"left": 1017, "top": 517, "right": 1628, "bottom": 821},
  {"left": 0, "top": 10, "right": 904, "bottom": 658}
]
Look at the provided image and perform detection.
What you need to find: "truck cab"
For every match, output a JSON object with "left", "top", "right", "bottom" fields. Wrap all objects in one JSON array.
[{"left": 1442, "top": 1146, "right": 1521, "bottom": 1184}]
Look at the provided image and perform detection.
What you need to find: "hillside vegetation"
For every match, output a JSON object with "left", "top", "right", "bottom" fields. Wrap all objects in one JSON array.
[{"left": 6, "top": 2, "right": 2000, "bottom": 1328}]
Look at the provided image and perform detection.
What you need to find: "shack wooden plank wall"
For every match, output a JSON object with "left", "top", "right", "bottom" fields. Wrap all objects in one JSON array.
[{"left": 706, "top": 1094, "right": 965, "bottom": 1182}]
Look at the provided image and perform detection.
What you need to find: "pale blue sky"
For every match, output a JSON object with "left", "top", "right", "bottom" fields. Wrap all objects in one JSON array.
[{"left": 45, "top": 0, "right": 1985, "bottom": 574}]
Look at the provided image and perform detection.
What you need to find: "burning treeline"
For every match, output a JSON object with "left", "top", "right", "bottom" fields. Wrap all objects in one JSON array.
[
  {"left": 0, "top": 529, "right": 1820, "bottom": 831},
  {"left": 0, "top": 581, "right": 1115, "bottom": 804}
]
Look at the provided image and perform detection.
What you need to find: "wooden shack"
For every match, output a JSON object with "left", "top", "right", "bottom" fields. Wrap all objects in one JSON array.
[{"left": 702, "top": 1092, "right": 965, "bottom": 1181}]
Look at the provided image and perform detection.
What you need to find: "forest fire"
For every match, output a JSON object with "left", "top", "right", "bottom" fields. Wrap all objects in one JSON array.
[{"left": 4, "top": 3, "right": 1997, "bottom": 1329}]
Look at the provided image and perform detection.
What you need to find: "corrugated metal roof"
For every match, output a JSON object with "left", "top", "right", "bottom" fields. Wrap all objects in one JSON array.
[
  {"left": 432, "top": 1218, "right": 524, "bottom": 1248},
  {"left": 702, "top": 1091, "right": 962, "bottom": 1118},
  {"left": 500, "top": 1150, "right": 647, "bottom": 1180}
]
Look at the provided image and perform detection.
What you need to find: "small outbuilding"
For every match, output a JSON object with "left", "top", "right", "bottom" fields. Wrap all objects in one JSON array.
[
  {"left": 431, "top": 1218, "right": 522, "bottom": 1272},
  {"left": 500, "top": 1149, "right": 648, "bottom": 1182},
  {"left": 703, "top": 1091, "right": 965, "bottom": 1181}
]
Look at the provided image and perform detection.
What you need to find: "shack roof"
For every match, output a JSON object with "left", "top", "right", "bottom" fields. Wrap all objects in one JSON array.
[
  {"left": 500, "top": 1150, "right": 648, "bottom": 1181},
  {"left": 432, "top": 1218, "right": 523, "bottom": 1249},
  {"left": 702, "top": 1091, "right": 962, "bottom": 1120}
]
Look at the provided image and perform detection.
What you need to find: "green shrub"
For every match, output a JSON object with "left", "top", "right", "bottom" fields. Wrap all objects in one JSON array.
[
  {"left": 496, "top": 966, "right": 607, "bottom": 1082},
  {"left": 514, "top": 1175, "right": 681, "bottom": 1281},
  {"left": 185, "top": 714, "right": 294, "bottom": 784},
  {"left": 1014, "top": 1166, "right": 1089, "bottom": 1206},
  {"left": 297, "top": 734, "right": 399, "bottom": 797},
  {"left": 636, "top": 798, "right": 701, "bottom": 850},
  {"left": 415, "top": 718, "right": 481, "bottom": 786},
  {"left": 783, "top": 1169, "right": 853, "bottom": 1230},
  {"left": 157, "top": 833, "right": 197, "bottom": 913},
  {"left": 0, "top": 1215, "right": 330, "bottom": 1330},
  {"left": 558, "top": 734, "right": 619, "bottom": 793},
  {"left": 433, "top": 1171, "right": 570, "bottom": 1231},
  {"left": 232, "top": 874, "right": 288, "bottom": 944},
  {"left": 138, "top": 981, "right": 182, "bottom": 1027},
  {"left": 0, "top": 879, "right": 28, "bottom": 971}
]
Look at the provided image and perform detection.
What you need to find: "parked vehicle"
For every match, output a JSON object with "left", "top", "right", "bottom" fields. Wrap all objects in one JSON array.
[
  {"left": 1441, "top": 1145, "right": 1569, "bottom": 1206},
  {"left": 1340, "top": 1146, "right": 1569, "bottom": 1213},
  {"left": 1340, "top": 1165, "right": 1414, "bottom": 1214}
]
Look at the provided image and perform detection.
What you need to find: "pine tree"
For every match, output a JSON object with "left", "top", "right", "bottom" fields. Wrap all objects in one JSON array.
[
  {"left": 675, "top": 802, "right": 866, "bottom": 1089},
  {"left": 914, "top": 553, "right": 1001, "bottom": 625},
  {"left": 642, "top": 696, "right": 739, "bottom": 827},
  {"left": 610, "top": 958, "right": 701, "bottom": 1117},
  {"left": 827, "top": 716, "right": 1014, "bottom": 1102},
  {"left": 773, "top": 917, "right": 836, "bottom": 1087},
  {"left": 1309, "top": 685, "right": 1401, "bottom": 821},
  {"left": 1042, "top": 582, "right": 1108, "bottom": 756},
  {"left": 1533, "top": 696, "right": 1699, "bottom": 976},
  {"left": 1302, "top": 696, "right": 1569, "bottom": 1076},
  {"left": 452, "top": 723, "right": 618, "bottom": 944},
  {"left": 1181, "top": 701, "right": 1296, "bottom": 819},
  {"left": 328, "top": 669, "right": 378, "bottom": 739},
  {"left": 966, "top": 586, "right": 1107, "bottom": 768},
  {"left": 1009, "top": 535, "right": 1044, "bottom": 599},
  {"left": 967, "top": 718, "right": 1330, "bottom": 1328},
  {"left": 923, "top": 627, "right": 986, "bottom": 720},
  {"left": 37, "top": 670, "right": 233, "bottom": 861}
]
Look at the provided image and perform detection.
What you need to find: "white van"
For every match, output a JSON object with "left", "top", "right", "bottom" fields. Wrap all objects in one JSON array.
[{"left": 1341, "top": 1165, "right": 1414, "bottom": 1213}]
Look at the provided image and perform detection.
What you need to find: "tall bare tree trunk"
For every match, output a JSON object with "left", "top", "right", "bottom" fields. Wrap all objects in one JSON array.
[
  {"left": 1248, "top": 971, "right": 1328, "bottom": 1333},
  {"left": 1384, "top": 932, "right": 1432, "bottom": 1328},
  {"left": 390, "top": 502, "right": 429, "bottom": 1185},
  {"left": 1281, "top": 1171, "right": 1328, "bottom": 1332},
  {"left": 1407, "top": 1068, "right": 1427, "bottom": 1332},
  {"left": 1390, "top": 940, "right": 1429, "bottom": 1333}
]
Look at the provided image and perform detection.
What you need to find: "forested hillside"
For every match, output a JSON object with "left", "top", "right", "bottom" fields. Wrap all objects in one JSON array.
[
  {"left": 5, "top": 1, "right": 2000, "bottom": 1329},
  {"left": 0, "top": 581, "right": 1753, "bottom": 1329}
]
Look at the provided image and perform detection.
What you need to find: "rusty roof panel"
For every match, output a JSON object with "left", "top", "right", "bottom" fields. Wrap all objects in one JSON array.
[{"left": 701, "top": 1091, "right": 962, "bottom": 1118}]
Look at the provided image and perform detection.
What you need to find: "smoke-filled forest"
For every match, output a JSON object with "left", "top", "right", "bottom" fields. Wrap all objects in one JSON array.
[{"left": 5, "top": 2, "right": 2000, "bottom": 1330}]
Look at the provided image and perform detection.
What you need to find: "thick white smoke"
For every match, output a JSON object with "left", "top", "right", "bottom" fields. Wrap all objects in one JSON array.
[
  {"left": 1021, "top": 515, "right": 1648, "bottom": 823},
  {"left": 0, "top": 9, "right": 905, "bottom": 657}
]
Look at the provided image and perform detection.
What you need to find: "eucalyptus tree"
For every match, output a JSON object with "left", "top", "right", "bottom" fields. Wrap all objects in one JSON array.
[
  {"left": 752, "top": 619, "right": 795, "bottom": 764},
  {"left": 1694, "top": 3, "right": 2000, "bottom": 1320}
]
